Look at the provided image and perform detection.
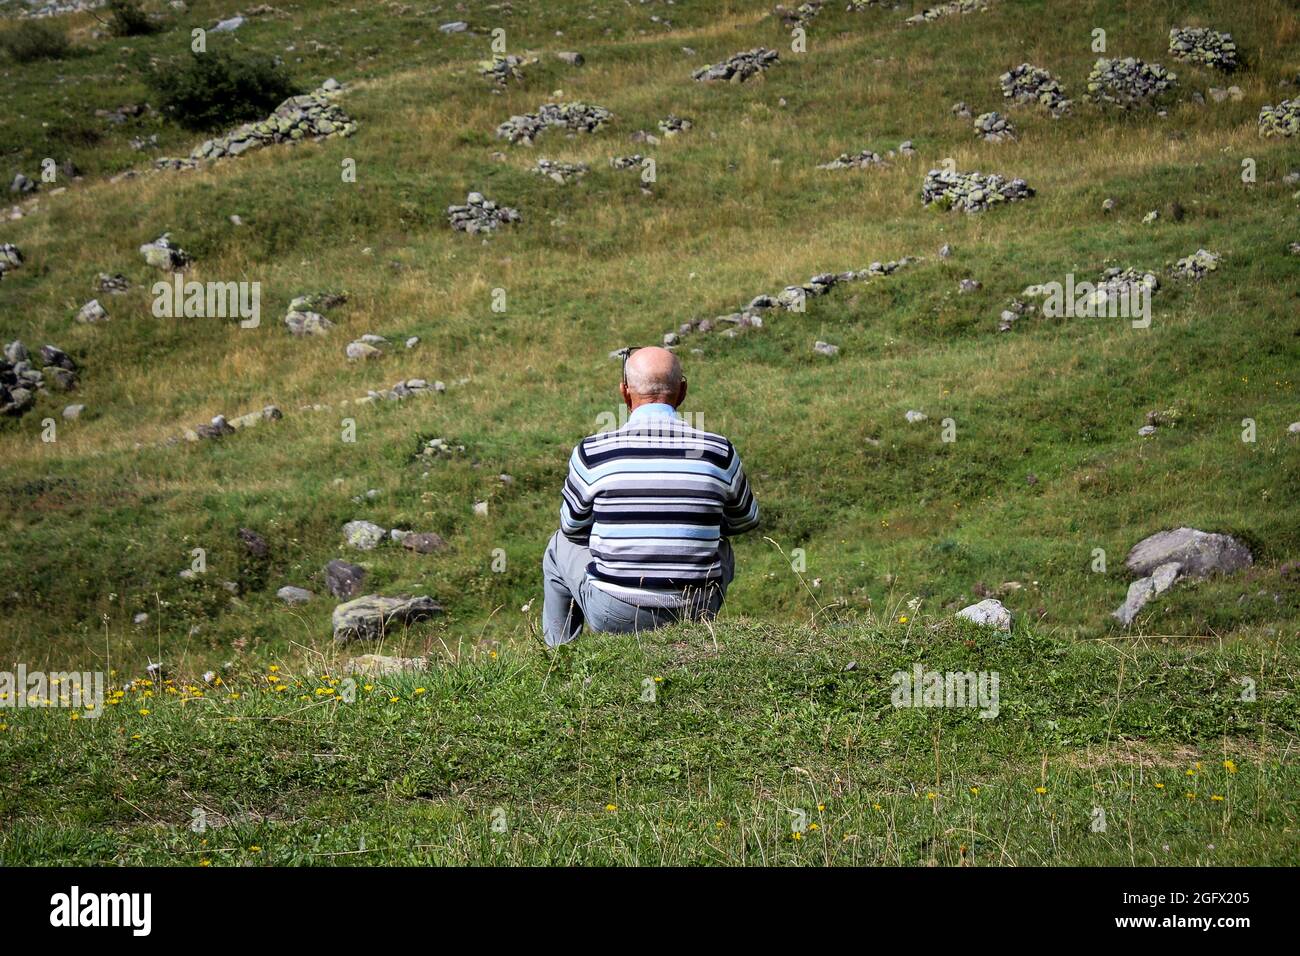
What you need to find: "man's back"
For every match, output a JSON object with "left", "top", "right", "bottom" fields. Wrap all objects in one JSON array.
[{"left": 560, "top": 403, "right": 758, "bottom": 606}]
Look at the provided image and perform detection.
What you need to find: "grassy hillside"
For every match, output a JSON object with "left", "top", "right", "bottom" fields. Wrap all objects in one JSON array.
[{"left": 0, "top": 0, "right": 1298, "bottom": 864}]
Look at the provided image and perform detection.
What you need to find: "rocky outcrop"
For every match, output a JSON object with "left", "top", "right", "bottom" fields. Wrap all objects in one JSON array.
[
  {"left": 532, "top": 159, "right": 588, "bottom": 184},
  {"left": 973, "top": 111, "right": 1015, "bottom": 142},
  {"left": 1086, "top": 58, "right": 1177, "bottom": 109},
  {"left": 1113, "top": 528, "right": 1253, "bottom": 627},
  {"left": 332, "top": 594, "right": 444, "bottom": 644},
  {"left": 2, "top": 339, "right": 78, "bottom": 418},
  {"left": 1259, "top": 99, "right": 1300, "bottom": 137}
]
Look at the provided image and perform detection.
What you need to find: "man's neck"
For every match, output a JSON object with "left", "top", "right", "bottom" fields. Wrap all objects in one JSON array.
[{"left": 628, "top": 401, "right": 679, "bottom": 421}]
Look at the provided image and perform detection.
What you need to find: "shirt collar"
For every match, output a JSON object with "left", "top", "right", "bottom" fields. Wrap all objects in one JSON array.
[{"left": 628, "top": 402, "right": 679, "bottom": 423}]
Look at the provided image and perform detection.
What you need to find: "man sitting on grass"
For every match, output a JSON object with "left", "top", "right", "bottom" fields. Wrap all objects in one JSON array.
[{"left": 542, "top": 346, "right": 759, "bottom": 645}]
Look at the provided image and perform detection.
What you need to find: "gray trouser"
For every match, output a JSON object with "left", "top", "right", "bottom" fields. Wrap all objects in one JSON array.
[{"left": 541, "top": 531, "right": 734, "bottom": 646}]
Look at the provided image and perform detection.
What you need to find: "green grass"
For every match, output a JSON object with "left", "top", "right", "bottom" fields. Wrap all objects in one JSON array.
[{"left": 0, "top": 0, "right": 1297, "bottom": 864}]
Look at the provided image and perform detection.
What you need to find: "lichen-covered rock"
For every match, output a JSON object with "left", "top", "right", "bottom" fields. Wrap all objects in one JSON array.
[
  {"left": 160, "top": 86, "right": 357, "bottom": 166},
  {"left": 921, "top": 168, "right": 1034, "bottom": 212},
  {"left": 692, "top": 48, "right": 779, "bottom": 82},
  {"left": 905, "top": 0, "right": 988, "bottom": 26},
  {"left": 532, "top": 159, "right": 588, "bottom": 184},
  {"left": 999, "top": 63, "right": 1072, "bottom": 116},
  {"left": 973, "top": 111, "right": 1016, "bottom": 142},
  {"left": 1258, "top": 99, "right": 1300, "bottom": 138},
  {"left": 1086, "top": 58, "right": 1177, "bottom": 110},
  {"left": 447, "top": 192, "right": 521, "bottom": 233},
  {"left": 139, "top": 233, "right": 191, "bottom": 271},
  {"left": 342, "top": 520, "right": 386, "bottom": 551},
  {"left": 1124, "top": 527, "right": 1252, "bottom": 578},
  {"left": 496, "top": 102, "right": 612, "bottom": 144},
  {"left": 1169, "top": 248, "right": 1220, "bottom": 280},
  {"left": 1168, "top": 27, "right": 1238, "bottom": 72},
  {"left": 332, "top": 594, "right": 444, "bottom": 644}
]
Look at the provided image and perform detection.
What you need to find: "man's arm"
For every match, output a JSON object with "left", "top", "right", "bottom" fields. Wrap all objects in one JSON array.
[
  {"left": 559, "top": 443, "right": 596, "bottom": 542},
  {"left": 721, "top": 445, "right": 759, "bottom": 537}
]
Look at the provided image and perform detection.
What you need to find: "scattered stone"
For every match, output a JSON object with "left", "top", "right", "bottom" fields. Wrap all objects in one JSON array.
[
  {"left": 1137, "top": 424, "right": 1157, "bottom": 437},
  {"left": 555, "top": 51, "right": 585, "bottom": 66},
  {"left": 285, "top": 310, "right": 333, "bottom": 336},
  {"left": 75, "top": 299, "right": 108, "bottom": 324},
  {"left": 905, "top": 409, "right": 928, "bottom": 423},
  {"left": 276, "top": 586, "right": 314, "bottom": 605},
  {"left": 921, "top": 168, "right": 1034, "bottom": 213},
  {"left": 447, "top": 192, "right": 520, "bottom": 235},
  {"left": 609, "top": 154, "right": 649, "bottom": 171},
  {"left": 346, "top": 340, "right": 384, "bottom": 361},
  {"left": 1168, "top": 27, "right": 1239, "bottom": 72},
  {"left": 999, "top": 63, "right": 1072, "bottom": 116},
  {"left": 956, "top": 598, "right": 1011, "bottom": 631},
  {"left": 1169, "top": 248, "right": 1220, "bottom": 280},
  {"left": 658, "top": 114, "right": 693, "bottom": 136},
  {"left": 958, "top": 278, "right": 981, "bottom": 294},
  {"left": 439, "top": 20, "right": 469, "bottom": 33},
  {"left": 1086, "top": 58, "right": 1178, "bottom": 110},
  {"left": 478, "top": 53, "right": 537, "bottom": 86},
  {"left": 496, "top": 102, "right": 612, "bottom": 144},
  {"left": 95, "top": 273, "right": 130, "bottom": 294},
  {"left": 532, "top": 158, "right": 589, "bottom": 184},
  {"left": 818, "top": 148, "right": 887, "bottom": 170},
  {"left": 10, "top": 173, "right": 36, "bottom": 195},
  {"left": 406, "top": 336, "right": 420, "bottom": 348},
  {"left": 939, "top": 243, "right": 953, "bottom": 258},
  {"left": 1142, "top": 210, "right": 1159, "bottom": 224},
  {"left": 0, "top": 243, "right": 22, "bottom": 280},
  {"left": 905, "top": 0, "right": 988, "bottom": 26},
  {"left": 812, "top": 340, "right": 839, "bottom": 356},
  {"left": 139, "top": 233, "right": 191, "bottom": 271},
  {"left": 951, "top": 101, "right": 973, "bottom": 118},
  {"left": 473, "top": 500, "right": 489, "bottom": 517},
  {"left": 238, "top": 527, "right": 269, "bottom": 559},
  {"left": 973, "top": 111, "right": 1016, "bottom": 142},
  {"left": 402, "top": 532, "right": 448, "bottom": 554},
  {"left": 342, "top": 520, "right": 387, "bottom": 551},
  {"left": 332, "top": 594, "right": 443, "bottom": 644},
  {"left": 774, "top": 1, "right": 823, "bottom": 27},
  {"left": 62, "top": 403, "right": 85, "bottom": 420},
  {"left": 324, "top": 559, "right": 366, "bottom": 599},
  {"left": 1259, "top": 99, "right": 1300, "bottom": 137},
  {"left": 212, "top": 15, "right": 245, "bottom": 32},
  {"left": 1102, "top": 197, "right": 1116, "bottom": 212},
  {"left": 692, "top": 48, "right": 780, "bottom": 83}
]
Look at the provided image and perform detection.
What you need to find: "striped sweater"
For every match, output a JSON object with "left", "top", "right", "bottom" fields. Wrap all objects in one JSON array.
[{"left": 560, "top": 404, "right": 759, "bottom": 606}]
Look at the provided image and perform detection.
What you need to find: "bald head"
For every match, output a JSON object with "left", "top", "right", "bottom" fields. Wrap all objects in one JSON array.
[{"left": 622, "top": 346, "right": 686, "bottom": 409}]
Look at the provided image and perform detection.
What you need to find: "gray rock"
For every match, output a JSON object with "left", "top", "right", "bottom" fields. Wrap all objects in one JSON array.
[
  {"left": 75, "top": 299, "right": 108, "bottom": 324},
  {"left": 139, "top": 234, "right": 191, "bottom": 271},
  {"left": 905, "top": 409, "right": 928, "bottom": 423},
  {"left": 332, "top": 594, "right": 444, "bottom": 644},
  {"left": 346, "top": 341, "right": 383, "bottom": 361},
  {"left": 212, "top": 15, "right": 245, "bottom": 32},
  {"left": 276, "top": 586, "right": 314, "bottom": 605},
  {"left": 285, "top": 310, "right": 333, "bottom": 336},
  {"left": 1124, "top": 528, "right": 1252, "bottom": 579},
  {"left": 238, "top": 527, "right": 269, "bottom": 559},
  {"left": 1086, "top": 57, "right": 1178, "bottom": 110},
  {"left": 556, "top": 51, "right": 585, "bottom": 66},
  {"left": 1113, "top": 560, "right": 1182, "bottom": 626},
  {"left": 324, "top": 559, "right": 366, "bottom": 599},
  {"left": 402, "top": 532, "right": 448, "bottom": 554},
  {"left": 62, "top": 403, "right": 85, "bottom": 420},
  {"left": 439, "top": 20, "right": 469, "bottom": 33},
  {"left": 342, "top": 520, "right": 386, "bottom": 550},
  {"left": 812, "top": 340, "right": 839, "bottom": 356},
  {"left": 691, "top": 47, "right": 779, "bottom": 83},
  {"left": 956, "top": 598, "right": 1011, "bottom": 631}
]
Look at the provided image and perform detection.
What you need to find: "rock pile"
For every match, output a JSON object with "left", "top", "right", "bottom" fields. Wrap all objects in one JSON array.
[
  {"left": 1113, "top": 527, "right": 1252, "bottom": 626},
  {"left": 95, "top": 273, "right": 130, "bottom": 294},
  {"left": 921, "top": 168, "right": 1034, "bottom": 212},
  {"left": 532, "top": 159, "right": 588, "bottom": 184},
  {"left": 1086, "top": 58, "right": 1177, "bottom": 109},
  {"left": 818, "top": 141, "right": 913, "bottom": 169},
  {"left": 447, "top": 192, "right": 521, "bottom": 234},
  {"left": 610, "top": 154, "right": 649, "bottom": 170},
  {"left": 495, "top": 102, "right": 612, "bottom": 144},
  {"left": 284, "top": 291, "right": 347, "bottom": 337},
  {"left": 158, "top": 85, "right": 356, "bottom": 167},
  {"left": 905, "top": 0, "right": 988, "bottom": 26},
  {"left": 1168, "top": 27, "right": 1239, "bottom": 72},
  {"left": 774, "top": 2, "right": 822, "bottom": 27},
  {"left": 658, "top": 114, "right": 692, "bottom": 136},
  {"left": 973, "top": 111, "right": 1016, "bottom": 142},
  {"left": 2, "top": 340, "right": 78, "bottom": 418},
  {"left": 1169, "top": 248, "right": 1220, "bottom": 280},
  {"left": 1259, "top": 99, "right": 1300, "bottom": 137},
  {"left": 0, "top": 243, "right": 22, "bottom": 280},
  {"left": 1097, "top": 266, "right": 1159, "bottom": 299},
  {"left": 139, "top": 234, "right": 191, "bottom": 271},
  {"left": 692, "top": 48, "right": 779, "bottom": 83},
  {"left": 478, "top": 53, "right": 537, "bottom": 86},
  {"left": 999, "top": 63, "right": 1072, "bottom": 116}
]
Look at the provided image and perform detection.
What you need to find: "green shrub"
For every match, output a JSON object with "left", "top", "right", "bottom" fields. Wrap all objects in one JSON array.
[
  {"left": 139, "top": 49, "right": 298, "bottom": 131},
  {"left": 0, "top": 20, "right": 71, "bottom": 63},
  {"left": 107, "top": 0, "right": 161, "bottom": 37}
]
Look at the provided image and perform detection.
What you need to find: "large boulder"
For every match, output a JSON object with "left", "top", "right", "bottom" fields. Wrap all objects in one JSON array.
[
  {"left": 332, "top": 594, "right": 443, "bottom": 644},
  {"left": 1124, "top": 527, "right": 1252, "bottom": 578}
]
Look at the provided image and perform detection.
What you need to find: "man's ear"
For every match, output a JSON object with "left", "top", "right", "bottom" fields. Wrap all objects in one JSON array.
[
  {"left": 675, "top": 378, "right": 688, "bottom": 409},
  {"left": 620, "top": 382, "right": 633, "bottom": 409}
]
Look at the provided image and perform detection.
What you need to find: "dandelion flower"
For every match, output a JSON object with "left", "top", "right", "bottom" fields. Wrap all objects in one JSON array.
[
  {"left": 1211, "top": 795, "right": 1224, "bottom": 802},
  {"left": 605, "top": 804, "right": 618, "bottom": 812},
  {"left": 1223, "top": 760, "right": 1237, "bottom": 773},
  {"left": 1035, "top": 787, "right": 1047, "bottom": 795},
  {"left": 138, "top": 709, "right": 150, "bottom": 716}
]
